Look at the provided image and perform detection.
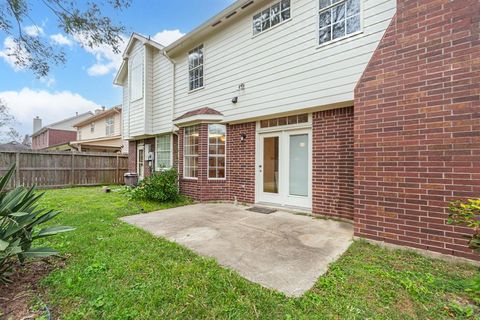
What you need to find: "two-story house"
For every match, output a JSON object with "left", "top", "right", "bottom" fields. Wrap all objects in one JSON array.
[
  {"left": 70, "top": 106, "right": 127, "bottom": 153},
  {"left": 31, "top": 112, "right": 93, "bottom": 151},
  {"left": 115, "top": 0, "right": 480, "bottom": 261}
]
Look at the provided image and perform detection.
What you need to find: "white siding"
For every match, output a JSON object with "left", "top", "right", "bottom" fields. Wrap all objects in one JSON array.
[
  {"left": 145, "top": 46, "right": 154, "bottom": 134},
  {"left": 126, "top": 40, "right": 145, "bottom": 137},
  {"left": 152, "top": 51, "right": 174, "bottom": 134},
  {"left": 170, "top": 0, "right": 396, "bottom": 121},
  {"left": 78, "top": 112, "right": 122, "bottom": 141}
]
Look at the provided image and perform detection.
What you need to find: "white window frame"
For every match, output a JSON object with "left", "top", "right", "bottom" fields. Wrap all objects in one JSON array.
[
  {"left": 155, "top": 134, "right": 173, "bottom": 171},
  {"left": 207, "top": 124, "right": 227, "bottom": 180},
  {"left": 183, "top": 125, "right": 199, "bottom": 179},
  {"left": 105, "top": 117, "right": 115, "bottom": 136},
  {"left": 90, "top": 122, "right": 95, "bottom": 133},
  {"left": 252, "top": 0, "right": 291, "bottom": 37},
  {"left": 130, "top": 53, "right": 144, "bottom": 102},
  {"left": 316, "top": 0, "right": 363, "bottom": 48},
  {"left": 188, "top": 45, "right": 204, "bottom": 92}
]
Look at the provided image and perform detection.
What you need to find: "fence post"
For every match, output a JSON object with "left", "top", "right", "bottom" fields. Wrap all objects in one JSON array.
[
  {"left": 71, "top": 153, "right": 75, "bottom": 186},
  {"left": 116, "top": 154, "right": 120, "bottom": 184},
  {"left": 15, "top": 152, "right": 20, "bottom": 188}
]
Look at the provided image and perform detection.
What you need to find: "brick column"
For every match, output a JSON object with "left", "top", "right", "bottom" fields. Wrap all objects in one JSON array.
[{"left": 354, "top": 0, "right": 480, "bottom": 260}]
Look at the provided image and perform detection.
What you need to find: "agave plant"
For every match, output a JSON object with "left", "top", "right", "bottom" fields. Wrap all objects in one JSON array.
[{"left": 0, "top": 165, "right": 75, "bottom": 283}]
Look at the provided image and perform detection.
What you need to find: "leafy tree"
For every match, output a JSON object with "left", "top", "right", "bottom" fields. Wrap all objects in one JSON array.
[{"left": 0, "top": 0, "right": 131, "bottom": 77}]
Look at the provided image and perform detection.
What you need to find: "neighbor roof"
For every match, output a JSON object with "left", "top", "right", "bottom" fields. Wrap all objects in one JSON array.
[
  {"left": 32, "top": 111, "right": 94, "bottom": 137},
  {"left": 74, "top": 106, "right": 121, "bottom": 128}
]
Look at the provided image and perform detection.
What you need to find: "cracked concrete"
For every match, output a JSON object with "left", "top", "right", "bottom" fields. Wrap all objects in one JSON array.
[{"left": 121, "top": 203, "right": 353, "bottom": 297}]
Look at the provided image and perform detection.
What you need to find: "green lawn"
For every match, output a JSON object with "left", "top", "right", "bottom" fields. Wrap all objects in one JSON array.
[{"left": 35, "top": 187, "right": 479, "bottom": 319}]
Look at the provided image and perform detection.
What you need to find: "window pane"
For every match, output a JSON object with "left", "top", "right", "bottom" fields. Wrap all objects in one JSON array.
[
  {"left": 253, "top": 13, "right": 262, "bottom": 34},
  {"left": 319, "top": 0, "right": 331, "bottom": 9},
  {"left": 184, "top": 126, "right": 199, "bottom": 178},
  {"left": 281, "top": 8, "right": 290, "bottom": 21},
  {"left": 319, "top": 27, "right": 332, "bottom": 44},
  {"left": 347, "top": 0, "right": 360, "bottom": 16},
  {"left": 261, "top": 9, "right": 271, "bottom": 30},
  {"left": 347, "top": 15, "right": 360, "bottom": 34},
  {"left": 289, "top": 134, "right": 309, "bottom": 197},
  {"left": 332, "top": 3, "right": 345, "bottom": 23},
  {"left": 208, "top": 124, "right": 226, "bottom": 179},
  {"left": 333, "top": 21, "right": 346, "bottom": 39},
  {"left": 319, "top": 10, "right": 331, "bottom": 28},
  {"left": 281, "top": 0, "right": 290, "bottom": 10}
]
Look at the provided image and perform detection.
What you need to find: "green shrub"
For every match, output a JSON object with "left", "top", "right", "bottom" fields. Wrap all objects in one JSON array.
[
  {"left": 448, "top": 199, "right": 480, "bottom": 252},
  {"left": 0, "top": 165, "right": 75, "bottom": 283},
  {"left": 129, "top": 169, "right": 179, "bottom": 203}
]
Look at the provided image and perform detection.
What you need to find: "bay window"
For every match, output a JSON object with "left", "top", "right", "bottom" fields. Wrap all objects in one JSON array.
[
  {"left": 184, "top": 126, "right": 199, "bottom": 178},
  {"left": 208, "top": 124, "right": 226, "bottom": 179}
]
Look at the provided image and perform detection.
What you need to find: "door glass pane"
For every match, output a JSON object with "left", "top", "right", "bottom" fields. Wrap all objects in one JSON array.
[
  {"left": 289, "top": 134, "right": 308, "bottom": 197},
  {"left": 263, "top": 137, "right": 279, "bottom": 193}
]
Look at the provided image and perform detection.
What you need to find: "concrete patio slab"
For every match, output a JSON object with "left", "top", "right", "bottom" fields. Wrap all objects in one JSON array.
[{"left": 121, "top": 203, "right": 353, "bottom": 297}]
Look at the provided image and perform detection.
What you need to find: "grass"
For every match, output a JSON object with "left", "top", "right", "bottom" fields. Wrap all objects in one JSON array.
[{"left": 34, "top": 187, "right": 479, "bottom": 319}]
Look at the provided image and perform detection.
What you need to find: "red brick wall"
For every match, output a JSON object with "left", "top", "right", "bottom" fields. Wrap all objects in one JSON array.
[
  {"left": 354, "top": 0, "right": 480, "bottom": 260},
  {"left": 48, "top": 129, "right": 77, "bottom": 148},
  {"left": 128, "top": 141, "right": 137, "bottom": 173},
  {"left": 228, "top": 122, "right": 256, "bottom": 204},
  {"left": 312, "top": 107, "right": 354, "bottom": 220}
]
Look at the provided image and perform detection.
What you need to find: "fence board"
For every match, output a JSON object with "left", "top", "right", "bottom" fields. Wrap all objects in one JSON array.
[{"left": 0, "top": 150, "right": 128, "bottom": 189}]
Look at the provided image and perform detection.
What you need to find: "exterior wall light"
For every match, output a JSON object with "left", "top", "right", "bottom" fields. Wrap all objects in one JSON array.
[
  {"left": 232, "top": 96, "right": 238, "bottom": 104},
  {"left": 240, "top": 133, "right": 247, "bottom": 142}
]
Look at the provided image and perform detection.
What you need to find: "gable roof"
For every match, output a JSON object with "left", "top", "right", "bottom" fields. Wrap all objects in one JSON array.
[
  {"left": 114, "top": 33, "right": 165, "bottom": 85},
  {"left": 74, "top": 106, "right": 122, "bottom": 128}
]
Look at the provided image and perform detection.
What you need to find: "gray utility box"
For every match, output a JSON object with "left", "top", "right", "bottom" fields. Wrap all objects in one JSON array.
[{"left": 124, "top": 173, "right": 139, "bottom": 187}]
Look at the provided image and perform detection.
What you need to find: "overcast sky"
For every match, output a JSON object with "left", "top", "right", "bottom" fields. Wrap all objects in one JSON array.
[{"left": 0, "top": 0, "right": 234, "bottom": 137}]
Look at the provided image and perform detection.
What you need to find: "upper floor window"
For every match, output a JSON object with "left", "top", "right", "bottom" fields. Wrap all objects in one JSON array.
[
  {"left": 253, "top": 0, "right": 291, "bottom": 35},
  {"left": 105, "top": 117, "right": 115, "bottom": 136},
  {"left": 156, "top": 134, "right": 172, "bottom": 169},
  {"left": 130, "top": 53, "right": 143, "bottom": 101},
  {"left": 184, "top": 125, "right": 199, "bottom": 178},
  {"left": 90, "top": 123, "right": 95, "bottom": 133},
  {"left": 188, "top": 45, "right": 204, "bottom": 91},
  {"left": 318, "top": 0, "right": 361, "bottom": 45},
  {"left": 78, "top": 130, "right": 82, "bottom": 141},
  {"left": 208, "top": 124, "right": 226, "bottom": 179}
]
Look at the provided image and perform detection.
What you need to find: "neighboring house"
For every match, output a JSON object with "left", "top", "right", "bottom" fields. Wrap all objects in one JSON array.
[
  {"left": 70, "top": 106, "right": 127, "bottom": 153},
  {"left": 31, "top": 112, "right": 93, "bottom": 151},
  {"left": 0, "top": 141, "right": 30, "bottom": 152},
  {"left": 114, "top": 0, "right": 480, "bottom": 261}
]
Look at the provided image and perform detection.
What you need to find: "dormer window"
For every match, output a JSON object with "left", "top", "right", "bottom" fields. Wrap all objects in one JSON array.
[
  {"left": 253, "top": 0, "right": 291, "bottom": 35},
  {"left": 188, "top": 45, "right": 204, "bottom": 91},
  {"left": 318, "top": 0, "right": 361, "bottom": 45}
]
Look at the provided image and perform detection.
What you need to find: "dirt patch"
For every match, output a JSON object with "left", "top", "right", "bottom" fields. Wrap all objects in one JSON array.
[{"left": 0, "top": 258, "right": 64, "bottom": 320}]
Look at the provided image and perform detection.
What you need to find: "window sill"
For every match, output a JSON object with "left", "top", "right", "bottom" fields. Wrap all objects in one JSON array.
[
  {"left": 182, "top": 177, "right": 198, "bottom": 181},
  {"left": 316, "top": 30, "right": 363, "bottom": 50},
  {"left": 188, "top": 86, "right": 205, "bottom": 94},
  {"left": 208, "top": 178, "right": 227, "bottom": 182}
]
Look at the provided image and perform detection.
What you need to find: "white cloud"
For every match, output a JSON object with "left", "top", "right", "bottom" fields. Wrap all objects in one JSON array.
[
  {"left": 0, "top": 36, "right": 29, "bottom": 71},
  {"left": 50, "top": 33, "right": 73, "bottom": 46},
  {"left": 0, "top": 88, "right": 98, "bottom": 135},
  {"left": 74, "top": 33, "right": 127, "bottom": 77},
  {"left": 152, "top": 29, "right": 185, "bottom": 46},
  {"left": 24, "top": 25, "right": 44, "bottom": 37},
  {"left": 39, "top": 76, "right": 56, "bottom": 87}
]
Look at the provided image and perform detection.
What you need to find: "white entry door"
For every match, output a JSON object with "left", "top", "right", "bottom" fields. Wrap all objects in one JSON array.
[
  {"left": 137, "top": 145, "right": 145, "bottom": 180},
  {"left": 257, "top": 129, "right": 311, "bottom": 209}
]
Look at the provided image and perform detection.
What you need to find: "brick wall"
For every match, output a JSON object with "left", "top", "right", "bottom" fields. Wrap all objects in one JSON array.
[
  {"left": 354, "top": 0, "right": 480, "bottom": 260},
  {"left": 312, "top": 107, "right": 354, "bottom": 220},
  {"left": 128, "top": 141, "right": 136, "bottom": 173},
  {"left": 228, "top": 122, "right": 256, "bottom": 204}
]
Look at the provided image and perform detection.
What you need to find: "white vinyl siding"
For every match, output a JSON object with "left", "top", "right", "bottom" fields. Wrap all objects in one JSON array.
[
  {"left": 125, "top": 40, "right": 146, "bottom": 137},
  {"left": 130, "top": 53, "right": 143, "bottom": 102},
  {"left": 171, "top": 0, "right": 396, "bottom": 122},
  {"left": 151, "top": 51, "right": 174, "bottom": 134},
  {"left": 156, "top": 134, "right": 172, "bottom": 169}
]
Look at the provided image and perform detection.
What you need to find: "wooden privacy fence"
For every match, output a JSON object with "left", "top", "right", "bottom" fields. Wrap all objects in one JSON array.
[{"left": 0, "top": 150, "right": 128, "bottom": 189}]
